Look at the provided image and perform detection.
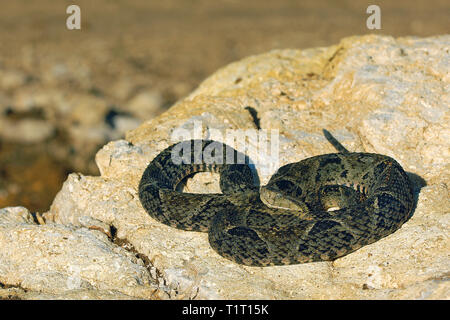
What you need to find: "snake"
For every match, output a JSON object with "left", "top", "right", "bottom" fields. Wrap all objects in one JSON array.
[{"left": 138, "top": 130, "right": 414, "bottom": 266}]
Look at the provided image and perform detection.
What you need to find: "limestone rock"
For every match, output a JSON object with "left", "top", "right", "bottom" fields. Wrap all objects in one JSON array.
[
  {"left": 125, "top": 90, "right": 165, "bottom": 119},
  {"left": 2, "top": 35, "right": 449, "bottom": 299},
  {"left": 0, "top": 68, "right": 28, "bottom": 91},
  {"left": 0, "top": 118, "right": 55, "bottom": 144},
  {"left": 0, "top": 206, "right": 157, "bottom": 299}
]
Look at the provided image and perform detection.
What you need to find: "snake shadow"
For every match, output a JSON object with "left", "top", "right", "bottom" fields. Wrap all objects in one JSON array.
[{"left": 405, "top": 171, "right": 427, "bottom": 220}]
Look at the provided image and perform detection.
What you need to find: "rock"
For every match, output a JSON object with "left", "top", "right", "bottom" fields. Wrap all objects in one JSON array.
[
  {"left": 125, "top": 90, "right": 165, "bottom": 120},
  {"left": 0, "top": 287, "right": 145, "bottom": 300},
  {"left": 0, "top": 68, "right": 28, "bottom": 91},
  {"left": 107, "top": 113, "right": 142, "bottom": 135},
  {"left": 0, "top": 92, "right": 11, "bottom": 111},
  {"left": 40, "top": 58, "right": 92, "bottom": 89},
  {"left": 42, "top": 91, "right": 143, "bottom": 173},
  {"left": 2, "top": 34, "right": 449, "bottom": 299},
  {"left": 109, "top": 78, "right": 140, "bottom": 101},
  {"left": 0, "top": 118, "right": 55, "bottom": 143},
  {"left": 12, "top": 86, "right": 62, "bottom": 113},
  {"left": 0, "top": 206, "right": 158, "bottom": 299},
  {"left": 0, "top": 206, "right": 34, "bottom": 224},
  {"left": 62, "top": 93, "right": 110, "bottom": 126}
]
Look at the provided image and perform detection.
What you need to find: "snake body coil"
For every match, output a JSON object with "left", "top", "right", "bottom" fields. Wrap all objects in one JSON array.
[{"left": 138, "top": 137, "right": 414, "bottom": 266}]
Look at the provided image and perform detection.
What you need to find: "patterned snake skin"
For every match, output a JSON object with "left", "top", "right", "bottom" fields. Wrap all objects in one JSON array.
[{"left": 138, "top": 131, "right": 414, "bottom": 266}]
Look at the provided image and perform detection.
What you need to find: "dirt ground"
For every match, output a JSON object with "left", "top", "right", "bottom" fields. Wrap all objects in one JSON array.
[{"left": 0, "top": 0, "right": 448, "bottom": 213}]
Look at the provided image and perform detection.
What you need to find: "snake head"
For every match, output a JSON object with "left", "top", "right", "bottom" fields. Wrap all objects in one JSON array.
[{"left": 260, "top": 184, "right": 307, "bottom": 212}]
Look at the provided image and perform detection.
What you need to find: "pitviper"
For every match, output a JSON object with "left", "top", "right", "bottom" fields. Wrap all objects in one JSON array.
[{"left": 138, "top": 130, "right": 414, "bottom": 266}]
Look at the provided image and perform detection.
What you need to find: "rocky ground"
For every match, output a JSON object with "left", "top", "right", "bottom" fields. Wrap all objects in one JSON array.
[
  {"left": 0, "top": 0, "right": 449, "bottom": 212},
  {"left": 0, "top": 1, "right": 449, "bottom": 300},
  {"left": 1, "top": 34, "right": 449, "bottom": 299}
]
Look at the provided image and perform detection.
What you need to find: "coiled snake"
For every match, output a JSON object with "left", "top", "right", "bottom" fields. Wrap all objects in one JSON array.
[{"left": 138, "top": 130, "right": 414, "bottom": 266}]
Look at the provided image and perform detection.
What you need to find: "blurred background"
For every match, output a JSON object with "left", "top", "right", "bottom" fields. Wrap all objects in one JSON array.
[{"left": 0, "top": 0, "right": 448, "bottom": 213}]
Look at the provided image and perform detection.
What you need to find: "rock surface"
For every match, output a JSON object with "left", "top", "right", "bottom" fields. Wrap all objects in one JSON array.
[
  {"left": 0, "top": 207, "right": 160, "bottom": 300},
  {"left": 1, "top": 35, "right": 449, "bottom": 299}
]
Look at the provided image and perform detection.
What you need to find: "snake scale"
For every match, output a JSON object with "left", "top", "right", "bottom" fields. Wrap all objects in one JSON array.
[{"left": 138, "top": 131, "right": 414, "bottom": 266}]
